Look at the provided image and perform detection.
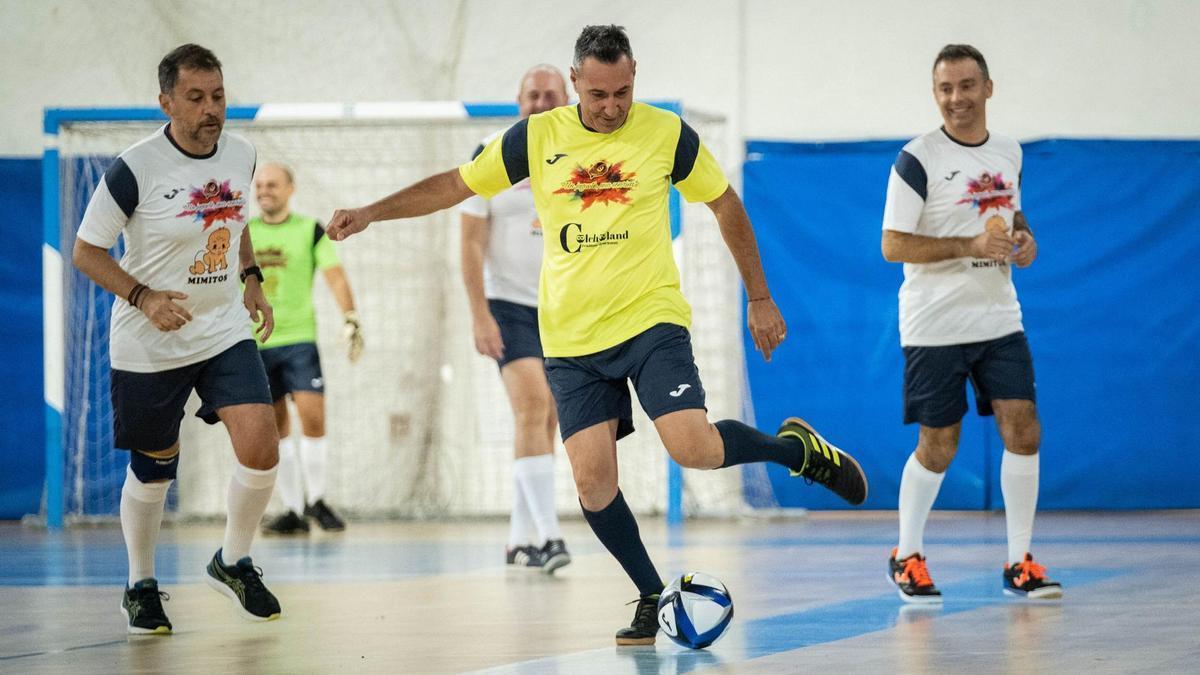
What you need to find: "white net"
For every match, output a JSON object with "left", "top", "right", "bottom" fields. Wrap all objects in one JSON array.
[{"left": 55, "top": 106, "right": 769, "bottom": 521}]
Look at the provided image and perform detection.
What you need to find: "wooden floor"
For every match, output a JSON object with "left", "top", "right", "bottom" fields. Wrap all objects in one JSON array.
[{"left": 1, "top": 511, "right": 1197, "bottom": 673}]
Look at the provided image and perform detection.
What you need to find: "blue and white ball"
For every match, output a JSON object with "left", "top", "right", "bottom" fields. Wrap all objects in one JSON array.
[{"left": 656, "top": 572, "right": 734, "bottom": 649}]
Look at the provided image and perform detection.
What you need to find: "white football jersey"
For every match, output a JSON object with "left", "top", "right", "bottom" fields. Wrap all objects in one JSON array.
[
  {"left": 459, "top": 130, "right": 542, "bottom": 308},
  {"left": 77, "top": 124, "right": 257, "bottom": 372},
  {"left": 882, "top": 128, "right": 1025, "bottom": 347}
]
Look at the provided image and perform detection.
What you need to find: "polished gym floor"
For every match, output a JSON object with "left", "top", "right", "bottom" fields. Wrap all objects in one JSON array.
[{"left": 1, "top": 511, "right": 1197, "bottom": 674}]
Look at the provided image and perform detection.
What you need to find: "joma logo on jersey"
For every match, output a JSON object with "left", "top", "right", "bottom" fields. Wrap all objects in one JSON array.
[{"left": 558, "top": 223, "right": 629, "bottom": 253}]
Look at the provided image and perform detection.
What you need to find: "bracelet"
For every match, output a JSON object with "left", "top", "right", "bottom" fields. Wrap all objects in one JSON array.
[
  {"left": 128, "top": 283, "right": 149, "bottom": 309},
  {"left": 747, "top": 296, "right": 771, "bottom": 303}
]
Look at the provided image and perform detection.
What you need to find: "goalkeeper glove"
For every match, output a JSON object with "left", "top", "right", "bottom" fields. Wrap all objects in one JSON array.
[{"left": 343, "top": 310, "right": 364, "bottom": 363}]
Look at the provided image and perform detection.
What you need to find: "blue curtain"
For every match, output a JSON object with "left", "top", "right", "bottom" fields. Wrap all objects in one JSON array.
[{"left": 742, "top": 139, "right": 1200, "bottom": 510}]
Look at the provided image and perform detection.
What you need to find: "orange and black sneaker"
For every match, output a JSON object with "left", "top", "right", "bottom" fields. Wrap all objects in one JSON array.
[
  {"left": 1003, "top": 553, "right": 1063, "bottom": 599},
  {"left": 888, "top": 548, "right": 943, "bottom": 604},
  {"left": 777, "top": 417, "right": 868, "bottom": 505}
]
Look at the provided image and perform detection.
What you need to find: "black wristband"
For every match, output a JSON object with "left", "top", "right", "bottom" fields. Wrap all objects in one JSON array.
[
  {"left": 240, "top": 265, "right": 264, "bottom": 283},
  {"left": 128, "top": 283, "right": 148, "bottom": 308}
]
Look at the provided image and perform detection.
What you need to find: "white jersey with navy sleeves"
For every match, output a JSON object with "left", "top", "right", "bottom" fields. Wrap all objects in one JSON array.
[
  {"left": 882, "top": 128, "right": 1025, "bottom": 347},
  {"left": 459, "top": 129, "right": 543, "bottom": 308},
  {"left": 77, "top": 124, "right": 257, "bottom": 372}
]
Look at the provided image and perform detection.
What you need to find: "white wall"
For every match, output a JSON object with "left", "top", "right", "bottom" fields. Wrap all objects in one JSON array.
[{"left": 2, "top": 0, "right": 1197, "bottom": 155}]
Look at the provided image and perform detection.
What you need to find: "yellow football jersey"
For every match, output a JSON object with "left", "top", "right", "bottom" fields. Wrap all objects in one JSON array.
[{"left": 459, "top": 102, "right": 728, "bottom": 357}]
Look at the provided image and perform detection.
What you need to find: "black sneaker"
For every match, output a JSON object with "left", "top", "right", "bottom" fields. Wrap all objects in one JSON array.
[
  {"left": 505, "top": 545, "right": 545, "bottom": 570},
  {"left": 540, "top": 539, "right": 571, "bottom": 575},
  {"left": 121, "top": 578, "right": 172, "bottom": 635},
  {"left": 205, "top": 549, "right": 281, "bottom": 621},
  {"left": 616, "top": 594, "right": 661, "bottom": 645},
  {"left": 889, "top": 548, "right": 943, "bottom": 604},
  {"left": 1003, "top": 553, "right": 1063, "bottom": 599},
  {"left": 304, "top": 499, "right": 346, "bottom": 531},
  {"left": 262, "top": 510, "right": 309, "bottom": 535},
  {"left": 778, "top": 416, "right": 868, "bottom": 505}
]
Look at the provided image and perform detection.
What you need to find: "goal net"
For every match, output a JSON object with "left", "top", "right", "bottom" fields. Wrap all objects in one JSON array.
[{"left": 47, "top": 102, "right": 775, "bottom": 523}]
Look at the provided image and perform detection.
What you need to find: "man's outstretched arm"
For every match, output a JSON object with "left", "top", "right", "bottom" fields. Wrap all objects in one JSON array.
[{"left": 326, "top": 169, "right": 476, "bottom": 241}]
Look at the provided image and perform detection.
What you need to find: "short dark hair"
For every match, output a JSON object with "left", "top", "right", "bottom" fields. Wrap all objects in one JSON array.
[
  {"left": 158, "top": 44, "right": 222, "bottom": 94},
  {"left": 573, "top": 25, "right": 633, "bottom": 67},
  {"left": 933, "top": 44, "right": 989, "bottom": 81}
]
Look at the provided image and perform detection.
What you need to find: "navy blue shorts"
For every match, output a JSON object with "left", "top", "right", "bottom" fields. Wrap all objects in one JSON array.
[
  {"left": 544, "top": 323, "right": 707, "bottom": 442},
  {"left": 259, "top": 342, "right": 325, "bottom": 401},
  {"left": 489, "top": 298, "right": 543, "bottom": 369},
  {"left": 111, "top": 339, "right": 273, "bottom": 452},
  {"left": 903, "top": 331, "right": 1037, "bottom": 428}
]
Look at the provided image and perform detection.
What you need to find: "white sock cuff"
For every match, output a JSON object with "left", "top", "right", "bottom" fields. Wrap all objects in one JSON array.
[
  {"left": 905, "top": 452, "right": 946, "bottom": 483},
  {"left": 123, "top": 465, "right": 172, "bottom": 503},
  {"left": 233, "top": 462, "right": 279, "bottom": 489},
  {"left": 300, "top": 435, "right": 327, "bottom": 449},
  {"left": 515, "top": 453, "right": 554, "bottom": 474},
  {"left": 1001, "top": 450, "right": 1040, "bottom": 475}
]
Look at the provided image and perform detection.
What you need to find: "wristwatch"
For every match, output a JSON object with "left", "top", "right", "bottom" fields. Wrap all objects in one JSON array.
[{"left": 240, "top": 265, "right": 264, "bottom": 283}]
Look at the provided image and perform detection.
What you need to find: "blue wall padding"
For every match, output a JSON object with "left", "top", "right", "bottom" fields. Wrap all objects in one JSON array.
[{"left": 0, "top": 158, "right": 46, "bottom": 518}]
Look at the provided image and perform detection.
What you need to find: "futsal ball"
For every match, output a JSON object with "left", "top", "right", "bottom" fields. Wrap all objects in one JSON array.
[{"left": 656, "top": 572, "right": 734, "bottom": 649}]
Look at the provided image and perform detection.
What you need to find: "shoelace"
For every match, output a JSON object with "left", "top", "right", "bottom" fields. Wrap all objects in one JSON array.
[
  {"left": 902, "top": 556, "right": 934, "bottom": 588},
  {"left": 1013, "top": 557, "right": 1047, "bottom": 582},
  {"left": 237, "top": 564, "right": 269, "bottom": 596},
  {"left": 137, "top": 587, "right": 170, "bottom": 613},
  {"left": 626, "top": 596, "right": 659, "bottom": 624}
]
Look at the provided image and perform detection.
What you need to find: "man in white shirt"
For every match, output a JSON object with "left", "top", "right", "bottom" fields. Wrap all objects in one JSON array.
[
  {"left": 881, "top": 44, "right": 1061, "bottom": 604},
  {"left": 73, "top": 44, "right": 282, "bottom": 633},
  {"left": 459, "top": 64, "right": 572, "bottom": 573}
]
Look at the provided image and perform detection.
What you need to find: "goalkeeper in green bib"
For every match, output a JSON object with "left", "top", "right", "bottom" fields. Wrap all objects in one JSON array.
[{"left": 250, "top": 162, "right": 363, "bottom": 534}]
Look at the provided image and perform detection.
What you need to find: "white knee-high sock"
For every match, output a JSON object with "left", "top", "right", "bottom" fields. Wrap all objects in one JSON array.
[
  {"left": 1001, "top": 449, "right": 1040, "bottom": 565},
  {"left": 121, "top": 465, "right": 172, "bottom": 585},
  {"left": 298, "top": 436, "right": 328, "bottom": 504},
  {"left": 508, "top": 471, "right": 535, "bottom": 548},
  {"left": 515, "top": 454, "right": 562, "bottom": 545},
  {"left": 275, "top": 436, "right": 305, "bottom": 514},
  {"left": 222, "top": 462, "right": 277, "bottom": 563},
  {"left": 896, "top": 452, "right": 945, "bottom": 558}
]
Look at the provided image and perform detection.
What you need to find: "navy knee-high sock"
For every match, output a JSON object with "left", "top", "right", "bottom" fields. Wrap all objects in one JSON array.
[
  {"left": 581, "top": 490, "right": 663, "bottom": 597},
  {"left": 716, "top": 419, "right": 805, "bottom": 472}
]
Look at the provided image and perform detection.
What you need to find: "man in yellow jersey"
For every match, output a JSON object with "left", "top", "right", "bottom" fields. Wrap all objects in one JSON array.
[{"left": 327, "top": 25, "right": 868, "bottom": 645}]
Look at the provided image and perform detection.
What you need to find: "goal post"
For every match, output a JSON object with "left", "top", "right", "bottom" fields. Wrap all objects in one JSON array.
[{"left": 42, "top": 100, "right": 763, "bottom": 528}]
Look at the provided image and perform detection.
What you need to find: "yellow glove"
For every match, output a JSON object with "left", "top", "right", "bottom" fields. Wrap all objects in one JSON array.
[{"left": 343, "top": 310, "right": 364, "bottom": 363}]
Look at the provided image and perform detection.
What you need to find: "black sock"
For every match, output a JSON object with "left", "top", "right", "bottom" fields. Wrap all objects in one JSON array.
[
  {"left": 716, "top": 419, "right": 805, "bottom": 472},
  {"left": 581, "top": 490, "right": 663, "bottom": 597}
]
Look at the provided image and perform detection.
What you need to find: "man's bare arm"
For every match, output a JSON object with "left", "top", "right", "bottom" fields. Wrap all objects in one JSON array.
[
  {"left": 881, "top": 228, "right": 1011, "bottom": 264},
  {"left": 327, "top": 169, "right": 475, "bottom": 241},
  {"left": 706, "top": 186, "right": 787, "bottom": 361}
]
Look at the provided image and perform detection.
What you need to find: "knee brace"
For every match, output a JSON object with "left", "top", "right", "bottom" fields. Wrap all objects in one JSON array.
[{"left": 130, "top": 448, "right": 180, "bottom": 482}]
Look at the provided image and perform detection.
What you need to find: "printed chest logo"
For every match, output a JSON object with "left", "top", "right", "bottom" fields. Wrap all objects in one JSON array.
[
  {"left": 256, "top": 246, "right": 287, "bottom": 295},
  {"left": 553, "top": 160, "right": 638, "bottom": 210},
  {"left": 187, "top": 226, "right": 231, "bottom": 283},
  {"left": 558, "top": 222, "right": 629, "bottom": 254},
  {"left": 955, "top": 171, "right": 1015, "bottom": 213},
  {"left": 178, "top": 179, "right": 247, "bottom": 230}
]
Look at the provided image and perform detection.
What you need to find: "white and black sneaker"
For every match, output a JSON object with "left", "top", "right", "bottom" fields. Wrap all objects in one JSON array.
[
  {"left": 540, "top": 539, "right": 571, "bottom": 575},
  {"left": 205, "top": 549, "right": 281, "bottom": 621},
  {"left": 121, "top": 578, "right": 172, "bottom": 635},
  {"left": 505, "top": 545, "right": 545, "bottom": 570}
]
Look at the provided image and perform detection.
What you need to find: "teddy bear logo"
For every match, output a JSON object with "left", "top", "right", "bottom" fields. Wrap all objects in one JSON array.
[{"left": 189, "top": 227, "right": 231, "bottom": 275}]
